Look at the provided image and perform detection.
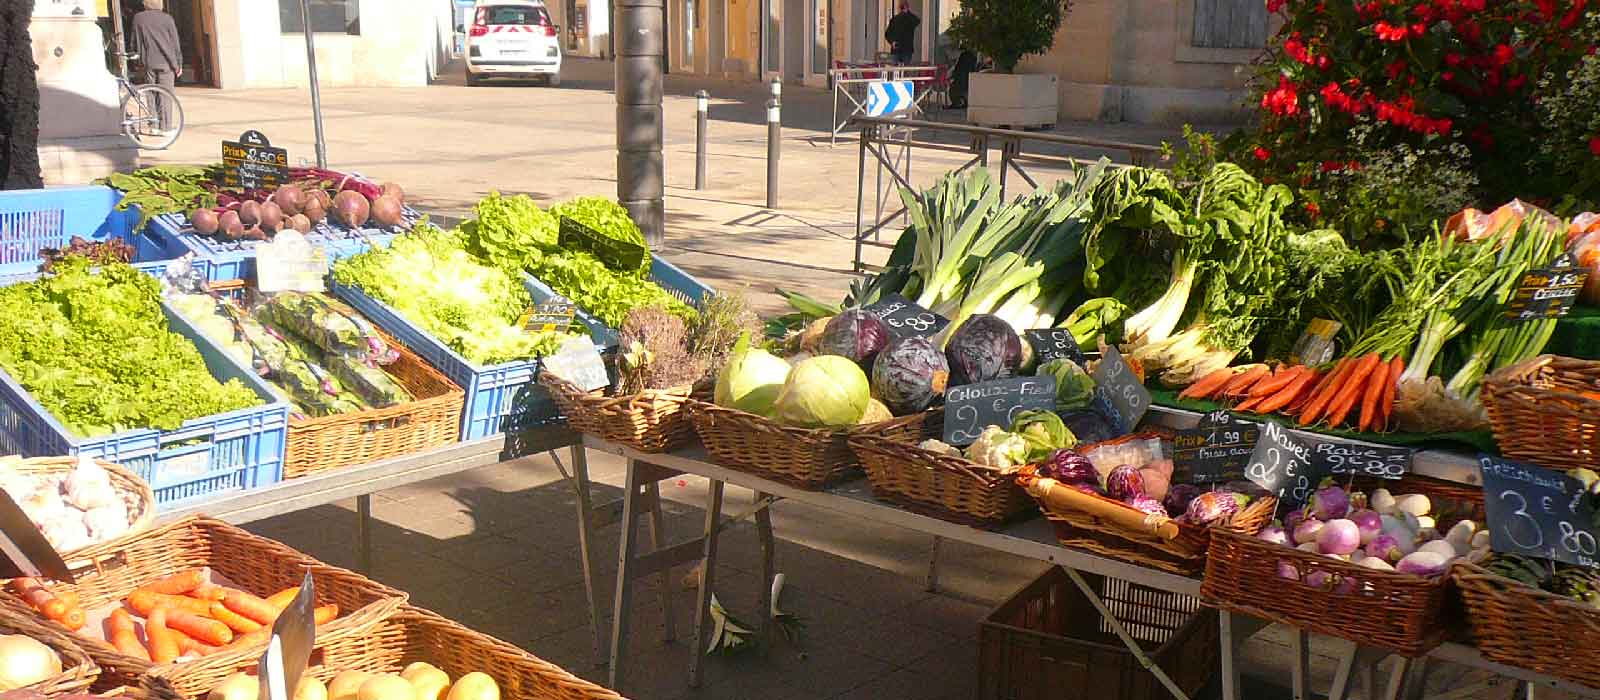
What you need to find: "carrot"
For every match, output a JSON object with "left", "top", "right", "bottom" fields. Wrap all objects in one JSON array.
[
  {"left": 164, "top": 608, "right": 234, "bottom": 645},
  {"left": 1180, "top": 367, "right": 1238, "bottom": 400},
  {"left": 1300, "top": 358, "right": 1353, "bottom": 425},
  {"left": 1326, "top": 353, "right": 1383, "bottom": 427},
  {"left": 56, "top": 591, "right": 79, "bottom": 610},
  {"left": 1221, "top": 365, "right": 1271, "bottom": 398},
  {"left": 106, "top": 609, "right": 150, "bottom": 661},
  {"left": 191, "top": 583, "right": 227, "bottom": 602},
  {"left": 146, "top": 608, "right": 180, "bottom": 664},
  {"left": 1258, "top": 368, "right": 1320, "bottom": 414},
  {"left": 227, "top": 603, "right": 339, "bottom": 650},
  {"left": 1377, "top": 357, "right": 1404, "bottom": 431},
  {"left": 314, "top": 604, "right": 337, "bottom": 623},
  {"left": 1358, "top": 355, "right": 1392, "bottom": 432},
  {"left": 128, "top": 590, "right": 215, "bottom": 617},
  {"left": 1248, "top": 366, "right": 1302, "bottom": 399},
  {"left": 12, "top": 578, "right": 66, "bottom": 622},
  {"left": 170, "top": 628, "right": 219, "bottom": 657},
  {"left": 1283, "top": 369, "right": 1323, "bottom": 414},
  {"left": 1233, "top": 394, "right": 1268, "bottom": 413},
  {"left": 60, "top": 607, "right": 85, "bottom": 631},
  {"left": 223, "top": 590, "right": 280, "bottom": 625},
  {"left": 265, "top": 588, "right": 300, "bottom": 610},
  {"left": 138, "top": 570, "right": 205, "bottom": 596},
  {"left": 210, "top": 601, "right": 263, "bottom": 634}
]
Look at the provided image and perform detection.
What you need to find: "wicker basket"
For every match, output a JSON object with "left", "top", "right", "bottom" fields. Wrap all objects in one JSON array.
[
  {"left": 1452, "top": 561, "right": 1600, "bottom": 686},
  {"left": 1017, "top": 432, "right": 1275, "bottom": 576},
  {"left": 1201, "top": 475, "right": 1483, "bottom": 657},
  {"left": 687, "top": 401, "right": 926, "bottom": 489},
  {"left": 849, "top": 409, "right": 1036, "bottom": 527},
  {"left": 150, "top": 605, "right": 621, "bottom": 700},
  {"left": 4, "top": 456, "right": 156, "bottom": 558},
  {"left": 1482, "top": 355, "right": 1600, "bottom": 472},
  {"left": 0, "top": 516, "right": 406, "bottom": 687},
  {"left": 540, "top": 374, "right": 697, "bottom": 453},
  {"left": 0, "top": 597, "right": 99, "bottom": 695},
  {"left": 284, "top": 330, "right": 464, "bottom": 480}
]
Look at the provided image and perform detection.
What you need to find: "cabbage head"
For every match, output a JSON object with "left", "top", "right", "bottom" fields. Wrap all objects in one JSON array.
[
  {"left": 715, "top": 335, "right": 791, "bottom": 416},
  {"left": 772, "top": 355, "right": 870, "bottom": 428},
  {"left": 1038, "top": 358, "right": 1096, "bottom": 411}
]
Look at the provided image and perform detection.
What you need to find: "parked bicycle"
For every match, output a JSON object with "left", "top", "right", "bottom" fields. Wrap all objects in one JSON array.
[{"left": 111, "top": 48, "right": 184, "bottom": 150}]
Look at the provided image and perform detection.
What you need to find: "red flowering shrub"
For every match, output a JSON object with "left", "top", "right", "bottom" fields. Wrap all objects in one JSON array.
[{"left": 1232, "top": 0, "right": 1599, "bottom": 242}]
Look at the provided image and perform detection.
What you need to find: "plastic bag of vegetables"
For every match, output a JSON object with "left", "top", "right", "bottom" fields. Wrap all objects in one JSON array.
[
  {"left": 261, "top": 292, "right": 399, "bottom": 364},
  {"left": 321, "top": 352, "right": 413, "bottom": 408}
]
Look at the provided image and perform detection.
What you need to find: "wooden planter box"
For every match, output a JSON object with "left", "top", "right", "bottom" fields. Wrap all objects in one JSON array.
[{"left": 969, "top": 73, "right": 1058, "bottom": 128}]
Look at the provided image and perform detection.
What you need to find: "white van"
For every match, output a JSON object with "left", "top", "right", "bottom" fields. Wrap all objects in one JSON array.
[{"left": 464, "top": 0, "right": 563, "bottom": 86}]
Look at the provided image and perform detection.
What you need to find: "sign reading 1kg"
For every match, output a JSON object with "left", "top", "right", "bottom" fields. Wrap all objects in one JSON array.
[{"left": 221, "top": 130, "right": 289, "bottom": 190}]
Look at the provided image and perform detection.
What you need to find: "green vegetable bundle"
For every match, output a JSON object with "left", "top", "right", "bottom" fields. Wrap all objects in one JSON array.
[
  {"left": 261, "top": 292, "right": 398, "bottom": 365},
  {"left": 100, "top": 165, "right": 219, "bottom": 230},
  {"left": 0, "top": 259, "right": 261, "bottom": 437}
]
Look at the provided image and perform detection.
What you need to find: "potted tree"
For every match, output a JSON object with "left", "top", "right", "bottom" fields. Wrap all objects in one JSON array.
[{"left": 947, "top": 0, "right": 1070, "bottom": 128}]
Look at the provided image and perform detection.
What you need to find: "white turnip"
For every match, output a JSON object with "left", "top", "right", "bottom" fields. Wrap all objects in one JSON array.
[{"left": 1317, "top": 519, "right": 1361, "bottom": 555}]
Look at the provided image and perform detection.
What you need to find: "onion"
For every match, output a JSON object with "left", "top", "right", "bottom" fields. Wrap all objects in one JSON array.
[
  {"left": 1396, "top": 550, "right": 1451, "bottom": 577},
  {"left": 1310, "top": 485, "right": 1350, "bottom": 520},
  {"left": 1349, "top": 509, "right": 1382, "bottom": 545},
  {"left": 0, "top": 635, "right": 62, "bottom": 690},
  {"left": 1317, "top": 519, "right": 1361, "bottom": 555},
  {"left": 1293, "top": 518, "right": 1325, "bottom": 545},
  {"left": 1256, "top": 524, "right": 1289, "bottom": 546}
]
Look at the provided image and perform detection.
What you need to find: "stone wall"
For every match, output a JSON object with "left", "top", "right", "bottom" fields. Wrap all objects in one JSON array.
[{"left": 215, "top": 0, "right": 454, "bottom": 89}]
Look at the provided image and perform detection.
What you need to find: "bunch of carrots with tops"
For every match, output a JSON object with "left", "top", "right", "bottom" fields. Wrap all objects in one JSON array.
[
  {"left": 1179, "top": 352, "right": 1406, "bottom": 432},
  {"left": 9, "top": 570, "right": 337, "bottom": 664}
]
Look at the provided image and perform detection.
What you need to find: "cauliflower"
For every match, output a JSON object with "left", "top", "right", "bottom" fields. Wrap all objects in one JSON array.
[{"left": 963, "top": 426, "right": 1028, "bottom": 471}]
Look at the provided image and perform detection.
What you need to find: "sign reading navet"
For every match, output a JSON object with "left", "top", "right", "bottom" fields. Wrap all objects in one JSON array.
[
  {"left": 1024, "top": 329, "right": 1086, "bottom": 367},
  {"left": 221, "top": 130, "right": 289, "bottom": 190},
  {"left": 861, "top": 293, "right": 950, "bottom": 341},
  {"left": 1479, "top": 454, "right": 1600, "bottom": 568},
  {"left": 941, "top": 376, "right": 1057, "bottom": 446},
  {"left": 1246, "top": 421, "right": 1319, "bottom": 508}
]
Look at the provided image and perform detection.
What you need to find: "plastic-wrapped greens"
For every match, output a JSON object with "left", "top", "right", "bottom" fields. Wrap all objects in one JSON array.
[
  {"left": 262, "top": 292, "right": 399, "bottom": 364},
  {"left": 321, "top": 353, "right": 413, "bottom": 408},
  {"left": 256, "top": 322, "right": 368, "bottom": 417}
]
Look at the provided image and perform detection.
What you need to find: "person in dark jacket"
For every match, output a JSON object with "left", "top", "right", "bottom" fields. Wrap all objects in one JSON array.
[
  {"left": 884, "top": 2, "right": 920, "bottom": 64},
  {"left": 949, "top": 44, "right": 977, "bottom": 109},
  {"left": 130, "top": 0, "right": 181, "bottom": 131}
]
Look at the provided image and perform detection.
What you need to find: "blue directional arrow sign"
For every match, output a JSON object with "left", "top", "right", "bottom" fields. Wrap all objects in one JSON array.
[{"left": 866, "top": 80, "right": 916, "bottom": 117}]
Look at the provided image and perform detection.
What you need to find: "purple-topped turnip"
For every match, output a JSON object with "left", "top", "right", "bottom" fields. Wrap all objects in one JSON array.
[
  {"left": 1256, "top": 523, "right": 1289, "bottom": 546},
  {"left": 1396, "top": 551, "right": 1450, "bottom": 577},
  {"left": 1317, "top": 519, "right": 1361, "bottom": 555},
  {"left": 1293, "top": 518, "right": 1325, "bottom": 546},
  {"left": 1348, "top": 509, "right": 1382, "bottom": 545},
  {"left": 1310, "top": 485, "right": 1350, "bottom": 520}
]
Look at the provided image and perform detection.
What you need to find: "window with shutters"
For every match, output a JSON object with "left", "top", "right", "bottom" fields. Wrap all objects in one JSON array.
[{"left": 1191, "top": 0, "right": 1266, "bottom": 49}]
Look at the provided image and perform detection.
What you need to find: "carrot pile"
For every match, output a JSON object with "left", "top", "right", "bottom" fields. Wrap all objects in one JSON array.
[
  {"left": 10, "top": 570, "right": 337, "bottom": 664},
  {"left": 1179, "top": 352, "right": 1406, "bottom": 432}
]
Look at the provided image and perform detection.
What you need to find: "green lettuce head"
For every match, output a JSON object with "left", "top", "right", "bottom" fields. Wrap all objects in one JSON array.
[
  {"left": 1037, "top": 358, "right": 1096, "bottom": 412},
  {"left": 772, "top": 355, "right": 871, "bottom": 428},
  {"left": 714, "top": 333, "right": 792, "bottom": 416}
]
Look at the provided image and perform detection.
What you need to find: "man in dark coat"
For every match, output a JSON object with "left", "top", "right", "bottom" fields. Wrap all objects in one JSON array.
[
  {"left": 130, "top": 0, "right": 181, "bottom": 131},
  {"left": 884, "top": 1, "right": 920, "bottom": 64}
]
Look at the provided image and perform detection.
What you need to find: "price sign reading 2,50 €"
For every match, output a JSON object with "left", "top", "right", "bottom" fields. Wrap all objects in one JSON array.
[
  {"left": 941, "top": 376, "right": 1057, "bottom": 447},
  {"left": 861, "top": 293, "right": 950, "bottom": 341},
  {"left": 1479, "top": 454, "right": 1600, "bottom": 568}
]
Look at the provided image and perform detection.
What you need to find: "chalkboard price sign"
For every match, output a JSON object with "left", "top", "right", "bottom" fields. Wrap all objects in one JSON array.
[
  {"left": 861, "top": 293, "right": 950, "bottom": 341},
  {"left": 1479, "top": 454, "right": 1600, "bottom": 568},
  {"left": 558, "top": 217, "right": 648, "bottom": 272},
  {"left": 221, "top": 130, "right": 288, "bottom": 190},
  {"left": 941, "top": 376, "right": 1057, "bottom": 446},
  {"left": 1504, "top": 254, "right": 1588, "bottom": 323},
  {"left": 520, "top": 299, "right": 576, "bottom": 334},
  {"left": 1246, "top": 421, "right": 1320, "bottom": 508},
  {"left": 1175, "top": 421, "right": 1260, "bottom": 484},
  {"left": 1024, "top": 329, "right": 1086, "bottom": 367},
  {"left": 1312, "top": 442, "right": 1411, "bottom": 480},
  {"left": 1090, "top": 346, "right": 1150, "bottom": 435}
]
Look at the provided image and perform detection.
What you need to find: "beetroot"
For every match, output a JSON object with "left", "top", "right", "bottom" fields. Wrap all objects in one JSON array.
[
  {"left": 274, "top": 184, "right": 306, "bottom": 216},
  {"left": 303, "top": 194, "right": 328, "bottom": 223},
  {"left": 238, "top": 200, "right": 261, "bottom": 227},
  {"left": 218, "top": 211, "right": 243, "bottom": 239},
  {"left": 259, "top": 201, "right": 284, "bottom": 232},
  {"left": 191, "top": 208, "right": 220, "bottom": 235},
  {"left": 333, "top": 190, "right": 370, "bottom": 228},
  {"left": 288, "top": 213, "right": 312, "bottom": 233},
  {"left": 381, "top": 181, "right": 404, "bottom": 204},
  {"left": 369, "top": 195, "right": 404, "bottom": 228}
]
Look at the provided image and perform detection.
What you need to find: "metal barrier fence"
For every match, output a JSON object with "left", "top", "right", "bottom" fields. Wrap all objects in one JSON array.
[{"left": 851, "top": 115, "right": 1166, "bottom": 273}]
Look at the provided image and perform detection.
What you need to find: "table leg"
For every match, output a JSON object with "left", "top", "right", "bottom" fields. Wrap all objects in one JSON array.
[
  {"left": 607, "top": 462, "right": 646, "bottom": 691},
  {"left": 1220, "top": 611, "right": 1242, "bottom": 700},
  {"left": 644, "top": 477, "right": 675, "bottom": 643},
  {"left": 1062, "top": 568, "right": 1191, "bottom": 700},
  {"left": 755, "top": 491, "right": 775, "bottom": 639},
  {"left": 688, "top": 480, "right": 725, "bottom": 689},
  {"left": 1382, "top": 656, "right": 1415, "bottom": 700},
  {"left": 569, "top": 445, "right": 606, "bottom": 666},
  {"left": 1291, "top": 628, "right": 1310, "bottom": 700},
  {"left": 1327, "top": 642, "right": 1359, "bottom": 700},
  {"left": 356, "top": 494, "right": 372, "bottom": 575}
]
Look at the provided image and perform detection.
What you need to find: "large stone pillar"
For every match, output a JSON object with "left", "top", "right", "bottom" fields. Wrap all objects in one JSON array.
[
  {"left": 616, "top": 0, "right": 664, "bottom": 244},
  {"left": 32, "top": 0, "right": 137, "bottom": 183}
]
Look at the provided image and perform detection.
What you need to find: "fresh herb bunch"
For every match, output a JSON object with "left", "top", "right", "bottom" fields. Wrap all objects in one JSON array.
[
  {"left": 0, "top": 258, "right": 260, "bottom": 436},
  {"left": 100, "top": 165, "right": 219, "bottom": 229},
  {"left": 39, "top": 236, "right": 135, "bottom": 272}
]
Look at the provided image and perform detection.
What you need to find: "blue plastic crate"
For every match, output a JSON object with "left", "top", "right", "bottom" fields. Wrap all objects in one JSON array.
[
  {"left": 0, "top": 281, "right": 288, "bottom": 510},
  {"left": 329, "top": 279, "right": 558, "bottom": 441},
  {"left": 145, "top": 204, "right": 421, "bottom": 281},
  {"left": 526, "top": 254, "right": 717, "bottom": 347},
  {"left": 0, "top": 185, "right": 183, "bottom": 277}
]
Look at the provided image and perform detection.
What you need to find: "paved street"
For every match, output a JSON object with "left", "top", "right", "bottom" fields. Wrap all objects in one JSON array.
[{"left": 137, "top": 58, "right": 1548, "bottom": 699}]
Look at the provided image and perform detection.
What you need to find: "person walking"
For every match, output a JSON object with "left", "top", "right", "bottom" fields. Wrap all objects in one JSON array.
[
  {"left": 884, "top": 1, "right": 920, "bottom": 64},
  {"left": 948, "top": 44, "right": 977, "bottom": 109},
  {"left": 130, "top": 0, "right": 181, "bottom": 133}
]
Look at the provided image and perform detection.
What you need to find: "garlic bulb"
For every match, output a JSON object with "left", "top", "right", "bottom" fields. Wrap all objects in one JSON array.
[
  {"left": 63, "top": 456, "right": 116, "bottom": 510},
  {"left": 82, "top": 500, "right": 129, "bottom": 542}
]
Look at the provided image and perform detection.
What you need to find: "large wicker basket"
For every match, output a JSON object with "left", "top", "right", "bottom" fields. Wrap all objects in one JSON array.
[
  {"left": 0, "top": 596, "right": 99, "bottom": 695},
  {"left": 1452, "top": 561, "right": 1600, "bottom": 686},
  {"left": 0, "top": 516, "right": 406, "bottom": 687},
  {"left": 687, "top": 401, "right": 925, "bottom": 489},
  {"left": 4, "top": 456, "right": 156, "bottom": 558},
  {"left": 849, "top": 409, "right": 1036, "bottom": 527},
  {"left": 284, "top": 330, "right": 464, "bottom": 479},
  {"left": 149, "top": 605, "right": 622, "bottom": 700},
  {"left": 1201, "top": 475, "right": 1483, "bottom": 657},
  {"left": 540, "top": 374, "right": 697, "bottom": 453},
  {"left": 1482, "top": 355, "right": 1600, "bottom": 472}
]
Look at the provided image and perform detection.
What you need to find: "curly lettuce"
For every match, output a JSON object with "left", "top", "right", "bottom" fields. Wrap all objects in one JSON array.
[
  {"left": 527, "top": 251, "right": 696, "bottom": 329},
  {"left": 549, "top": 196, "right": 649, "bottom": 273},
  {"left": 461, "top": 191, "right": 558, "bottom": 272},
  {"left": 0, "top": 258, "right": 260, "bottom": 437}
]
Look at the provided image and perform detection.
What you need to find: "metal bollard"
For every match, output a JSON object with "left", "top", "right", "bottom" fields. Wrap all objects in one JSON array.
[
  {"left": 695, "top": 90, "right": 708, "bottom": 190},
  {"left": 766, "top": 92, "right": 781, "bottom": 209}
]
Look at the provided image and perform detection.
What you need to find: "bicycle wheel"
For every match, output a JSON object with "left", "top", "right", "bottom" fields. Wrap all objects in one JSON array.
[{"left": 120, "top": 83, "right": 184, "bottom": 150}]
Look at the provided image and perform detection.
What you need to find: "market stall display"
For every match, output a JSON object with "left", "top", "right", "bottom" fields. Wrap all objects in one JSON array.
[
  {"left": 850, "top": 409, "right": 1039, "bottom": 527},
  {"left": 0, "top": 186, "right": 179, "bottom": 279},
  {"left": 0, "top": 456, "right": 155, "bottom": 558}
]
